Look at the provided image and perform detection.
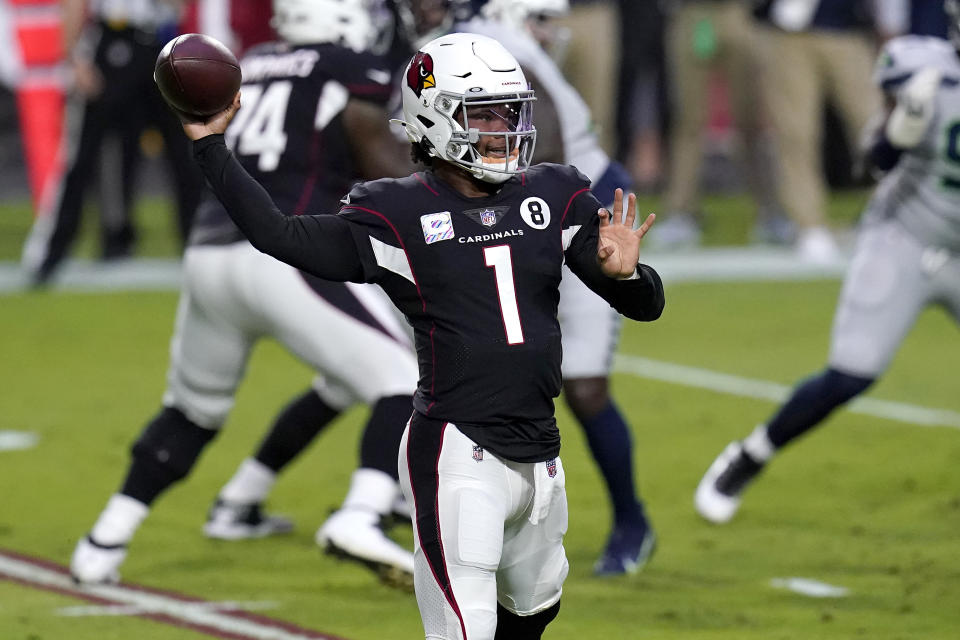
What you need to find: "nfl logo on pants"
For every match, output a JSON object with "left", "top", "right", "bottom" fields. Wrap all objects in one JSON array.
[
  {"left": 546, "top": 458, "right": 557, "bottom": 478},
  {"left": 472, "top": 445, "right": 484, "bottom": 462}
]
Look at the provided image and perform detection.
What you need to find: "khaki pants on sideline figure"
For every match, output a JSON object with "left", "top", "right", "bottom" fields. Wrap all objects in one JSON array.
[
  {"left": 759, "top": 28, "right": 880, "bottom": 230},
  {"left": 664, "top": 1, "right": 772, "bottom": 215},
  {"left": 555, "top": 2, "right": 618, "bottom": 155}
]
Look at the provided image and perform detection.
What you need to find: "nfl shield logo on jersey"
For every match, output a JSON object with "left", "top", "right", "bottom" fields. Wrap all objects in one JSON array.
[
  {"left": 480, "top": 209, "right": 497, "bottom": 227},
  {"left": 472, "top": 445, "right": 484, "bottom": 462},
  {"left": 421, "top": 212, "right": 455, "bottom": 244},
  {"left": 546, "top": 458, "right": 557, "bottom": 478}
]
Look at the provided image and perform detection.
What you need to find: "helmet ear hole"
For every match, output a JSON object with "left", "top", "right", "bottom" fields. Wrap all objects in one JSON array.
[
  {"left": 417, "top": 137, "right": 436, "bottom": 158},
  {"left": 416, "top": 115, "right": 436, "bottom": 128}
]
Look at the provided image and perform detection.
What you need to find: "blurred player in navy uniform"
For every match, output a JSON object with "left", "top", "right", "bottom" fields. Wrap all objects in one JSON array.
[
  {"left": 696, "top": 0, "right": 960, "bottom": 524},
  {"left": 70, "top": 0, "right": 421, "bottom": 587},
  {"left": 23, "top": 0, "right": 203, "bottom": 286},
  {"left": 181, "top": 31, "right": 663, "bottom": 640},
  {"left": 389, "top": 0, "right": 657, "bottom": 575}
]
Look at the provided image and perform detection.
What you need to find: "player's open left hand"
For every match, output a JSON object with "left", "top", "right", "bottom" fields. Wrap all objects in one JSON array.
[
  {"left": 597, "top": 189, "right": 655, "bottom": 279},
  {"left": 181, "top": 91, "right": 241, "bottom": 141}
]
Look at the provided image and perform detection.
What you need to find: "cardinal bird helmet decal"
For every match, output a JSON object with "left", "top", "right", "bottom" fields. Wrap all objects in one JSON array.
[
  {"left": 407, "top": 51, "right": 435, "bottom": 98},
  {"left": 393, "top": 33, "right": 537, "bottom": 184}
]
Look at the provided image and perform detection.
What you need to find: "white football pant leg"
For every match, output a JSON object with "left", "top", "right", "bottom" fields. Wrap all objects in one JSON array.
[{"left": 558, "top": 265, "right": 621, "bottom": 379}]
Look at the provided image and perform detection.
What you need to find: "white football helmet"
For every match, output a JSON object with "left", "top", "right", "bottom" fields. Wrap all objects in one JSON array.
[
  {"left": 947, "top": 0, "right": 960, "bottom": 52},
  {"left": 272, "top": 0, "right": 379, "bottom": 52},
  {"left": 480, "top": 0, "right": 570, "bottom": 30},
  {"left": 393, "top": 0, "right": 460, "bottom": 50},
  {"left": 479, "top": 0, "right": 570, "bottom": 61},
  {"left": 396, "top": 32, "right": 537, "bottom": 183}
]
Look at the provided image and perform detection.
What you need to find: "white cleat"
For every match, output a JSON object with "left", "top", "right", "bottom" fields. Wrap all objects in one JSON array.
[
  {"left": 694, "top": 442, "right": 763, "bottom": 524},
  {"left": 70, "top": 535, "right": 127, "bottom": 584},
  {"left": 795, "top": 226, "right": 841, "bottom": 265},
  {"left": 316, "top": 508, "right": 414, "bottom": 591},
  {"left": 203, "top": 500, "right": 294, "bottom": 540}
]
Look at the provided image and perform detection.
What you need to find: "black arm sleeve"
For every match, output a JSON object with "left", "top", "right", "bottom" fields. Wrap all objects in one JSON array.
[
  {"left": 868, "top": 131, "right": 903, "bottom": 172},
  {"left": 567, "top": 242, "right": 665, "bottom": 322},
  {"left": 192, "top": 135, "right": 365, "bottom": 282}
]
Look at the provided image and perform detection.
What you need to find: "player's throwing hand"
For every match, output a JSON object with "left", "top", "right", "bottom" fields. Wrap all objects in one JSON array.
[
  {"left": 182, "top": 91, "right": 242, "bottom": 140},
  {"left": 597, "top": 188, "right": 656, "bottom": 279}
]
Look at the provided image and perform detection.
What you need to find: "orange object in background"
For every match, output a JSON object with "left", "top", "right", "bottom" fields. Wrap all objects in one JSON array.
[
  {"left": 9, "top": 0, "right": 65, "bottom": 214},
  {"left": 16, "top": 83, "right": 63, "bottom": 212}
]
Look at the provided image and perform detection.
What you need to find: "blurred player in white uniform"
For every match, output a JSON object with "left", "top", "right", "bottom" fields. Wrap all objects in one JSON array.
[
  {"left": 69, "top": 0, "right": 420, "bottom": 587},
  {"left": 447, "top": 0, "right": 657, "bottom": 575},
  {"left": 695, "top": 1, "right": 960, "bottom": 524}
]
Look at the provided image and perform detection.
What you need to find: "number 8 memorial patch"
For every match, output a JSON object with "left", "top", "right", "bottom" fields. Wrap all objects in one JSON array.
[{"left": 520, "top": 197, "right": 550, "bottom": 230}]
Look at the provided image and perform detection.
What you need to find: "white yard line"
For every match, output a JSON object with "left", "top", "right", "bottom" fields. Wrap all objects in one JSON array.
[
  {"left": 613, "top": 355, "right": 960, "bottom": 430},
  {"left": 0, "top": 246, "right": 848, "bottom": 294},
  {"left": 0, "top": 551, "right": 345, "bottom": 640},
  {"left": 769, "top": 577, "right": 850, "bottom": 598},
  {"left": 56, "top": 601, "right": 279, "bottom": 617},
  {"left": 0, "top": 431, "right": 39, "bottom": 452}
]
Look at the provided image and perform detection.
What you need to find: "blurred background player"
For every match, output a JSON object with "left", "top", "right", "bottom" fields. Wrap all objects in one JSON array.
[
  {"left": 70, "top": 0, "right": 421, "bottom": 587},
  {"left": 695, "top": 1, "right": 960, "bottom": 524},
  {"left": 386, "top": 0, "right": 657, "bottom": 575},
  {"left": 652, "top": 0, "right": 791, "bottom": 249},
  {"left": 751, "top": 0, "right": 887, "bottom": 263},
  {"left": 22, "top": 0, "right": 204, "bottom": 286}
]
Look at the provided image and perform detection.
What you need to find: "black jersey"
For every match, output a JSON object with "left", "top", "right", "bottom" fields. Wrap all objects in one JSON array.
[
  {"left": 193, "top": 137, "right": 664, "bottom": 462},
  {"left": 189, "top": 42, "right": 393, "bottom": 246}
]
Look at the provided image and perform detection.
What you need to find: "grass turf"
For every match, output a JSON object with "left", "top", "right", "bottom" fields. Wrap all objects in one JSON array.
[{"left": 0, "top": 276, "right": 957, "bottom": 639}]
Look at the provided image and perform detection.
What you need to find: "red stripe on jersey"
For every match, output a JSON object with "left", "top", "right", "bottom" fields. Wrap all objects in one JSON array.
[
  {"left": 559, "top": 187, "right": 592, "bottom": 252},
  {"left": 293, "top": 130, "right": 323, "bottom": 215},
  {"left": 340, "top": 204, "right": 438, "bottom": 404},
  {"left": 414, "top": 172, "right": 439, "bottom": 196},
  {"left": 560, "top": 187, "right": 591, "bottom": 225},
  {"left": 405, "top": 421, "right": 468, "bottom": 639}
]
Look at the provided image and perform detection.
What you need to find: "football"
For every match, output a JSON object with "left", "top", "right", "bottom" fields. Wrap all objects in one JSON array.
[{"left": 154, "top": 33, "right": 241, "bottom": 118}]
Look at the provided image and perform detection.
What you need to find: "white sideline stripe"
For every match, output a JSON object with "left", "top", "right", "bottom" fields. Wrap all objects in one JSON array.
[
  {"left": 0, "top": 246, "right": 845, "bottom": 294},
  {"left": 613, "top": 355, "right": 960, "bottom": 430},
  {"left": 770, "top": 577, "right": 850, "bottom": 598},
  {"left": 57, "top": 601, "right": 279, "bottom": 617},
  {"left": 0, "top": 554, "right": 335, "bottom": 640},
  {"left": 0, "top": 430, "right": 39, "bottom": 452}
]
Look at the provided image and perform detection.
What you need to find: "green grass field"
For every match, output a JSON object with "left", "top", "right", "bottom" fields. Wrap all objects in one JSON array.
[{"left": 1, "top": 195, "right": 958, "bottom": 639}]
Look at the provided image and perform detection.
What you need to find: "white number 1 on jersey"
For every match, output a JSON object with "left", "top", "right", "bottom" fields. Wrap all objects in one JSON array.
[{"left": 483, "top": 245, "right": 524, "bottom": 345}]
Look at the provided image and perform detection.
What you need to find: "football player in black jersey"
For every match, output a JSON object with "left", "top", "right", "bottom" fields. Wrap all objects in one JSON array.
[
  {"left": 70, "top": 0, "right": 421, "bottom": 589},
  {"left": 183, "top": 32, "right": 663, "bottom": 640}
]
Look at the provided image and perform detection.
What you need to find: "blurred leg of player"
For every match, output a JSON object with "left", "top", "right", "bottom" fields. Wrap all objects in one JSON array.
[
  {"left": 70, "top": 244, "right": 418, "bottom": 584},
  {"left": 201, "top": 385, "right": 341, "bottom": 539},
  {"left": 557, "top": 266, "right": 655, "bottom": 575},
  {"left": 696, "top": 220, "right": 960, "bottom": 522},
  {"left": 399, "top": 415, "right": 567, "bottom": 640}
]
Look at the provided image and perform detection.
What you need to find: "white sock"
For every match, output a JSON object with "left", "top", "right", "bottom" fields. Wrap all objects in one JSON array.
[
  {"left": 90, "top": 494, "right": 149, "bottom": 546},
  {"left": 742, "top": 424, "right": 775, "bottom": 463},
  {"left": 341, "top": 468, "right": 400, "bottom": 516},
  {"left": 219, "top": 458, "right": 277, "bottom": 504}
]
